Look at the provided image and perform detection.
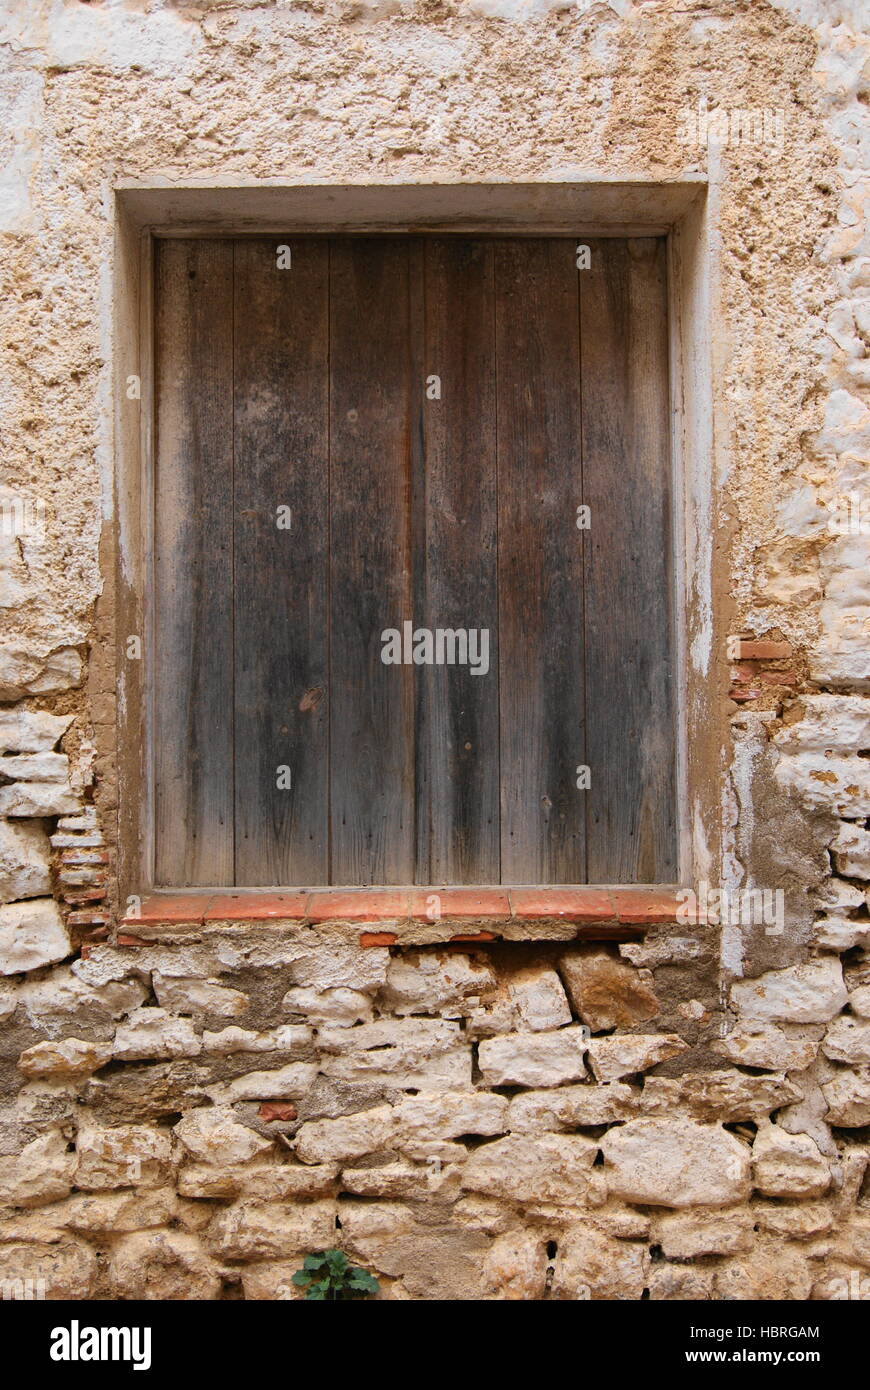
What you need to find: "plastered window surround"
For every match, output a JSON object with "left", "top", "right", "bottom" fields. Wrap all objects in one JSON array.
[{"left": 109, "top": 180, "right": 718, "bottom": 933}]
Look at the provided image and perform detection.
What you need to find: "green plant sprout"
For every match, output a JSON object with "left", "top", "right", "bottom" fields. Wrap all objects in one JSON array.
[{"left": 291, "top": 1249, "right": 380, "bottom": 1301}]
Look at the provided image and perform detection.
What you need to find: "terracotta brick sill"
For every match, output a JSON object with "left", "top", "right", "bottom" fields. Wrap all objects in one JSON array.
[{"left": 118, "top": 886, "right": 687, "bottom": 945}]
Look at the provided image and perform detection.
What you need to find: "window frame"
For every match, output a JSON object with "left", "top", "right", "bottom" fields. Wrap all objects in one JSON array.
[{"left": 112, "top": 180, "right": 715, "bottom": 920}]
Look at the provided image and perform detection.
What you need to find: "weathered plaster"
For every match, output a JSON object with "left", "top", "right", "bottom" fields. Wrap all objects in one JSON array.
[{"left": 0, "top": 0, "right": 868, "bottom": 1300}]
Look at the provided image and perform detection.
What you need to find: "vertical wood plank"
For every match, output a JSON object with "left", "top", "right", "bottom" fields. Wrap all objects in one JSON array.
[
  {"left": 329, "top": 238, "right": 415, "bottom": 884},
  {"left": 496, "top": 239, "right": 586, "bottom": 884},
  {"left": 154, "top": 239, "right": 234, "bottom": 885},
  {"left": 233, "top": 238, "right": 330, "bottom": 885},
  {"left": 581, "top": 237, "right": 677, "bottom": 882},
  {"left": 419, "top": 238, "right": 500, "bottom": 884},
  {"left": 408, "top": 240, "right": 429, "bottom": 884}
]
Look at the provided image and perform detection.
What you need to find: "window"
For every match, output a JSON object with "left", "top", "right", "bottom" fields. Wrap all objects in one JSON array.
[{"left": 153, "top": 234, "right": 676, "bottom": 888}]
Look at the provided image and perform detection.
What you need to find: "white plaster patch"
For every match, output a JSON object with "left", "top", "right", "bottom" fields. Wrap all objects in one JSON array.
[
  {"left": 0, "top": 69, "right": 43, "bottom": 233},
  {"left": 467, "top": 0, "right": 609, "bottom": 19},
  {"left": 0, "top": 0, "right": 203, "bottom": 77}
]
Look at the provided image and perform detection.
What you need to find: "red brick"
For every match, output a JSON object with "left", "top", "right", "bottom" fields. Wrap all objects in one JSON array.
[
  {"left": 258, "top": 1102, "right": 297, "bottom": 1123},
  {"left": 66, "top": 910, "right": 109, "bottom": 927},
  {"left": 204, "top": 892, "right": 308, "bottom": 921},
  {"left": 509, "top": 888, "right": 615, "bottom": 922},
  {"left": 611, "top": 889, "right": 686, "bottom": 924},
  {"left": 307, "top": 890, "right": 410, "bottom": 922},
  {"left": 126, "top": 895, "right": 206, "bottom": 925},
  {"left": 729, "top": 687, "right": 762, "bottom": 703},
  {"left": 737, "top": 639, "right": 792, "bottom": 661},
  {"left": 59, "top": 869, "right": 108, "bottom": 886},
  {"left": 759, "top": 669, "right": 797, "bottom": 685},
  {"left": 450, "top": 930, "right": 498, "bottom": 941},
  {"left": 116, "top": 933, "right": 152, "bottom": 947},
  {"left": 359, "top": 931, "right": 397, "bottom": 947},
  {"left": 62, "top": 887, "right": 106, "bottom": 904},
  {"left": 409, "top": 888, "right": 510, "bottom": 919}
]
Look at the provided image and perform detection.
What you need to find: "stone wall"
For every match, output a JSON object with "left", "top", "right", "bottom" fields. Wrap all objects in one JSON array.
[
  {"left": 0, "top": 914, "right": 867, "bottom": 1300},
  {"left": 0, "top": 0, "right": 869, "bottom": 1300}
]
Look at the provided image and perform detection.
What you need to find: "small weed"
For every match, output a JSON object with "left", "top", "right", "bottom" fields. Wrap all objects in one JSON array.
[{"left": 291, "top": 1249, "right": 380, "bottom": 1301}]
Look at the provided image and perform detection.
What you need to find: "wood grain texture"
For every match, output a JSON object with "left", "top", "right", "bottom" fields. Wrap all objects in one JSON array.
[
  {"left": 580, "top": 237, "right": 677, "bottom": 882},
  {"left": 417, "top": 238, "right": 500, "bottom": 883},
  {"left": 328, "top": 238, "right": 415, "bottom": 884},
  {"left": 233, "top": 238, "right": 330, "bottom": 885},
  {"left": 495, "top": 239, "right": 587, "bottom": 884},
  {"left": 154, "top": 238, "right": 234, "bottom": 885},
  {"left": 151, "top": 234, "right": 676, "bottom": 888}
]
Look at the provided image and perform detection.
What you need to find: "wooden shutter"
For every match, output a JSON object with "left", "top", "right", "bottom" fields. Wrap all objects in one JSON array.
[{"left": 153, "top": 235, "right": 676, "bottom": 887}]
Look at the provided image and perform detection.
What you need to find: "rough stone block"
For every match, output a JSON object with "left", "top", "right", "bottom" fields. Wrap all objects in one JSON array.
[
  {"left": 656, "top": 1207, "right": 754, "bottom": 1258},
  {"left": 505, "top": 962, "right": 572, "bottom": 1032},
  {"left": 751, "top": 1122, "right": 831, "bottom": 1198},
  {"left": 0, "top": 710, "right": 73, "bottom": 753},
  {"left": 75, "top": 1123, "right": 172, "bottom": 1191},
  {"left": 394, "top": 1090, "right": 508, "bottom": 1144},
  {"left": 477, "top": 1026, "right": 588, "bottom": 1087},
  {"left": 18, "top": 1038, "right": 112, "bottom": 1078},
  {"left": 0, "top": 1237, "right": 96, "bottom": 1300},
  {"left": 174, "top": 1106, "right": 274, "bottom": 1165},
  {"left": 0, "top": 647, "right": 82, "bottom": 702},
  {"left": 711, "top": 1021, "right": 823, "bottom": 1071},
  {"left": 774, "top": 696, "right": 870, "bottom": 751},
  {"left": 586, "top": 1033, "right": 686, "bottom": 1082},
  {"left": 508, "top": 1082, "right": 638, "bottom": 1133},
  {"left": 830, "top": 821, "right": 870, "bottom": 879},
  {"left": 108, "top": 1230, "right": 221, "bottom": 1300},
  {"left": 0, "top": 819, "right": 52, "bottom": 903},
  {"left": 0, "top": 899, "right": 71, "bottom": 974},
  {"left": 59, "top": 1188, "right": 178, "bottom": 1234},
  {"left": 294, "top": 1104, "right": 396, "bottom": 1164},
  {"left": 600, "top": 1118, "right": 752, "bottom": 1208},
  {"left": 729, "top": 958, "right": 847, "bottom": 1023},
  {"left": 376, "top": 950, "right": 497, "bottom": 1016},
  {"left": 320, "top": 1043, "right": 472, "bottom": 1092},
  {"left": 461, "top": 1133, "right": 598, "bottom": 1205},
  {"left": 205, "top": 1199, "right": 335, "bottom": 1260},
  {"left": 551, "top": 1225, "right": 650, "bottom": 1300},
  {"left": 0, "top": 1131, "right": 75, "bottom": 1208},
  {"left": 823, "top": 1014, "right": 870, "bottom": 1063},
  {"left": 775, "top": 753, "right": 870, "bottom": 817},
  {"left": 281, "top": 985, "right": 373, "bottom": 1026},
  {"left": 822, "top": 1067, "right": 870, "bottom": 1126},
  {"left": 557, "top": 946, "right": 659, "bottom": 1032},
  {"left": 339, "top": 1161, "right": 455, "bottom": 1201},
  {"left": 152, "top": 973, "right": 249, "bottom": 1019},
  {"left": 207, "top": 1061, "right": 319, "bottom": 1103},
  {"left": 0, "top": 782, "right": 79, "bottom": 817},
  {"left": 0, "top": 752, "right": 69, "bottom": 783},
  {"left": 482, "top": 1231, "right": 549, "bottom": 1300},
  {"left": 714, "top": 1245, "right": 813, "bottom": 1301},
  {"left": 113, "top": 1008, "right": 202, "bottom": 1060},
  {"left": 813, "top": 915, "right": 870, "bottom": 950},
  {"left": 639, "top": 1070, "right": 801, "bottom": 1123}
]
